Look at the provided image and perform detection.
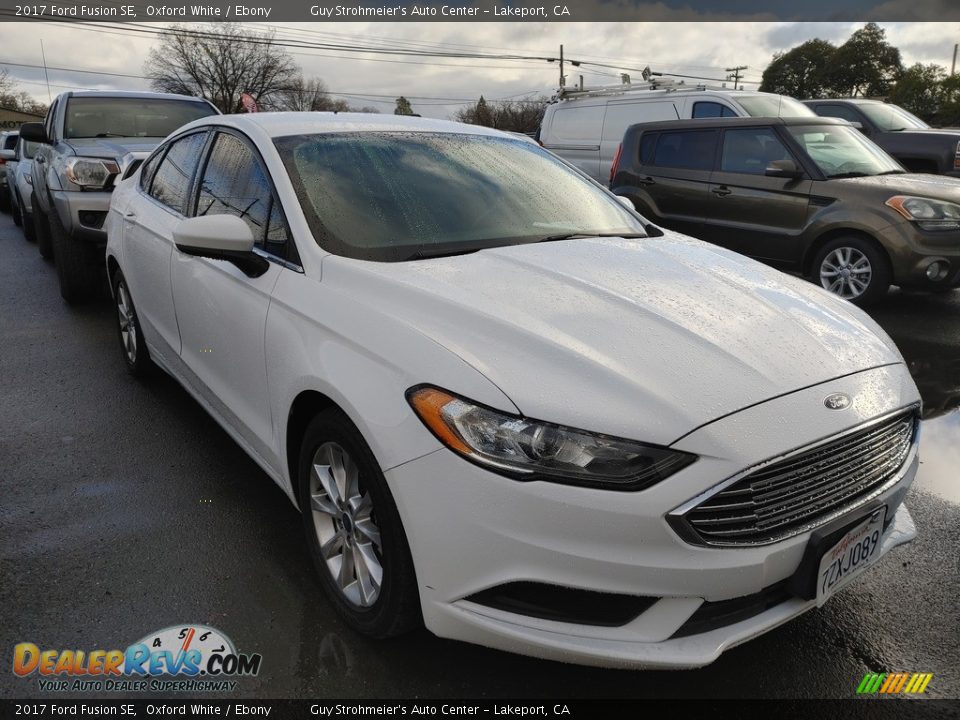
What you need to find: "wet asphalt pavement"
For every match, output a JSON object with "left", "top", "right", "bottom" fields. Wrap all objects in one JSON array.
[{"left": 1, "top": 209, "right": 958, "bottom": 700}]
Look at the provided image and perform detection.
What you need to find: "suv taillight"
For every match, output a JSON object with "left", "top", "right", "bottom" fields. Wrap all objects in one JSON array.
[{"left": 610, "top": 142, "right": 623, "bottom": 185}]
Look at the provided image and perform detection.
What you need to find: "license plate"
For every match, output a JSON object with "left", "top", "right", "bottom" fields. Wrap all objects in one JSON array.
[{"left": 816, "top": 507, "right": 886, "bottom": 606}]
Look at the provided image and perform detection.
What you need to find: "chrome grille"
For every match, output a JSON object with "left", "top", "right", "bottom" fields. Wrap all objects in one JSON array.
[{"left": 677, "top": 410, "right": 918, "bottom": 546}]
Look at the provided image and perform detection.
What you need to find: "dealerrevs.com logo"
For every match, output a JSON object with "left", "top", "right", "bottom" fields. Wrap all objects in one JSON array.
[{"left": 13, "top": 625, "right": 262, "bottom": 693}]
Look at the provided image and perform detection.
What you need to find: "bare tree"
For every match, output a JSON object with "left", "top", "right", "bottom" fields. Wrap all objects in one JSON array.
[
  {"left": 0, "top": 68, "right": 47, "bottom": 115},
  {"left": 145, "top": 23, "right": 299, "bottom": 113},
  {"left": 455, "top": 96, "right": 548, "bottom": 133},
  {"left": 269, "top": 76, "right": 379, "bottom": 113}
]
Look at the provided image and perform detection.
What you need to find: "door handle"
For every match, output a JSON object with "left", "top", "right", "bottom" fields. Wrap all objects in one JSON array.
[
  {"left": 712, "top": 186, "right": 732, "bottom": 197},
  {"left": 637, "top": 176, "right": 656, "bottom": 186},
  {"left": 124, "top": 210, "right": 136, "bottom": 218}
]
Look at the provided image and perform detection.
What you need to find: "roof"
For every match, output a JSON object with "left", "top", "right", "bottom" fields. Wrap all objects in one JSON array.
[
  {"left": 65, "top": 90, "right": 212, "bottom": 103},
  {"left": 175, "top": 111, "right": 513, "bottom": 139},
  {"left": 624, "top": 116, "right": 850, "bottom": 133}
]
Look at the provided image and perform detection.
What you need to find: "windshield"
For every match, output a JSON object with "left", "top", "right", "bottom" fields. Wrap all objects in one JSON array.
[
  {"left": 275, "top": 132, "right": 647, "bottom": 262},
  {"left": 787, "top": 124, "right": 903, "bottom": 178},
  {"left": 65, "top": 97, "right": 216, "bottom": 139},
  {"left": 737, "top": 95, "right": 815, "bottom": 118},
  {"left": 855, "top": 102, "right": 928, "bottom": 131}
]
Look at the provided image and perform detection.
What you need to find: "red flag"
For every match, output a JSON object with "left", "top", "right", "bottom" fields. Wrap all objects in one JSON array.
[{"left": 241, "top": 93, "right": 259, "bottom": 113}]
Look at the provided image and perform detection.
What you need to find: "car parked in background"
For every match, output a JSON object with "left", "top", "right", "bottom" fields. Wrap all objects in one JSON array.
[
  {"left": 611, "top": 116, "right": 960, "bottom": 304},
  {"left": 0, "top": 130, "right": 19, "bottom": 212},
  {"left": 106, "top": 112, "right": 919, "bottom": 669},
  {"left": 803, "top": 99, "right": 960, "bottom": 177},
  {"left": 539, "top": 83, "right": 815, "bottom": 182},
  {"left": 20, "top": 90, "right": 219, "bottom": 303},
  {"left": 9, "top": 136, "right": 39, "bottom": 241}
]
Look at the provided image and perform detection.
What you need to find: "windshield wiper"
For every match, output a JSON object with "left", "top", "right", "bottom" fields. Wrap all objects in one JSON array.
[
  {"left": 877, "top": 169, "right": 907, "bottom": 175},
  {"left": 826, "top": 171, "right": 870, "bottom": 179},
  {"left": 535, "top": 232, "right": 648, "bottom": 243}
]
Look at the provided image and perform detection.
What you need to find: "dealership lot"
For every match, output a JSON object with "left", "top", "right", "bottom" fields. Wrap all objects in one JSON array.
[{"left": 0, "top": 209, "right": 957, "bottom": 698}]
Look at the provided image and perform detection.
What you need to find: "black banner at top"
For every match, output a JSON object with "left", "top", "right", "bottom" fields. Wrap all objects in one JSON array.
[{"left": 0, "top": 0, "right": 958, "bottom": 22}]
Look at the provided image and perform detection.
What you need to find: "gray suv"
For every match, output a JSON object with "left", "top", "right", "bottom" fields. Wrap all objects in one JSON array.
[
  {"left": 21, "top": 91, "right": 218, "bottom": 303},
  {"left": 611, "top": 116, "right": 960, "bottom": 304}
]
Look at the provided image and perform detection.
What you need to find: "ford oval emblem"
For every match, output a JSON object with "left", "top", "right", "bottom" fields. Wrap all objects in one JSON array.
[{"left": 824, "top": 393, "right": 851, "bottom": 410}]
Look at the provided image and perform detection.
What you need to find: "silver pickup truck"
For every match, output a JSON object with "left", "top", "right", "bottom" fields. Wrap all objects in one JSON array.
[{"left": 21, "top": 91, "right": 219, "bottom": 303}]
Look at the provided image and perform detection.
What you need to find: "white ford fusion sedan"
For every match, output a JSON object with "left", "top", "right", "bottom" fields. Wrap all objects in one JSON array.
[{"left": 105, "top": 113, "right": 921, "bottom": 669}]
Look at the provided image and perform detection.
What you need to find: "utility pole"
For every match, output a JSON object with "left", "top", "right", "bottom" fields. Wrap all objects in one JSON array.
[
  {"left": 952, "top": 43, "right": 958, "bottom": 76},
  {"left": 726, "top": 65, "right": 747, "bottom": 90},
  {"left": 559, "top": 44, "right": 565, "bottom": 88}
]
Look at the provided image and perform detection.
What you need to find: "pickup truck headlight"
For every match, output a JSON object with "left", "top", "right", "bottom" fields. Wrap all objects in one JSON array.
[
  {"left": 407, "top": 386, "right": 696, "bottom": 491},
  {"left": 62, "top": 157, "right": 120, "bottom": 189},
  {"left": 886, "top": 195, "right": 960, "bottom": 231}
]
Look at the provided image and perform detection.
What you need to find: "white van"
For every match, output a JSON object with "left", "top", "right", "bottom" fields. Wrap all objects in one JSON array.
[{"left": 538, "top": 85, "right": 815, "bottom": 182}]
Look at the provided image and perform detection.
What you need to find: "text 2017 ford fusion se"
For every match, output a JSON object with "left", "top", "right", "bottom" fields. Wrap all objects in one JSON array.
[{"left": 105, "top": 113, "right": 920, "bottom": 669}]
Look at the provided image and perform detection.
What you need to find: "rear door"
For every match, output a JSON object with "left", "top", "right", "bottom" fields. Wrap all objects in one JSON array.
[
  {"left": 631, "top": 128, "right": 718, "bottom": 238},
  {"left": 542, "top": 103, "right": 605, "bottom": 180},
  {"left": 701, "top": 126, "right": 812, "bottom": 266}
]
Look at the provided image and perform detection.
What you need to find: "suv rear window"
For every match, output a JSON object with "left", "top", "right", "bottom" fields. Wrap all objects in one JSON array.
[
  {"left": 64, "top": 97, "right": 215, "bottom": 139},
  {"left": 652, "top": 130, "right": 717, "bottom": 171}
]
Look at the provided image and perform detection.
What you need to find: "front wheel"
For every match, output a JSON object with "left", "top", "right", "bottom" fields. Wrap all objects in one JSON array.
[
  {"left": 297, "top": 409, "right": 421, "bottom": 638},
  {"left": 32, "top": 193, "right": 53, "bottom": 261},
  {"left": 11, "top": 192, "right": 22, "bottom": 227},
  {"left": 49, "top": 200, "right": 102, "bottom": 304},
  {"left": 812, "top": 237, "right": 891, "bottom": 305}
]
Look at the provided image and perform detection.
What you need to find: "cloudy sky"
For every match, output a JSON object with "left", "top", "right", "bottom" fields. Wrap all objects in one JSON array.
[{"left": 0, "top": 21, "right": 957, "bottom": 117}]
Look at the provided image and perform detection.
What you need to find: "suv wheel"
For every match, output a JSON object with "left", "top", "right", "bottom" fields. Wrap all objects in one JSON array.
[
  {"left": 297, "top": 409, "right": 421, "bottom": 638},
  {"left": 32, "top": 193, "right": 53, "bottom": 261},
  {"left": 0, "top": 189, "right": 9, "bottom": 213},
  {"left": 813, "top": 237, "right": 890, "bottom": 305},
  {"left": 48, "top": 200, "right": 101, "bottom": 304}
]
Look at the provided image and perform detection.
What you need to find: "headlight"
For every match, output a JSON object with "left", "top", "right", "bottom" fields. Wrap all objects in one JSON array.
[
  {"left": 886, "top": 195, "right": 960, "bottom": 231},
  {"left": 407, "top": 386, "right": 697, "bottom": 491},
  {"left": 62, "top": 157, "right": 120, "bottom": 189}
]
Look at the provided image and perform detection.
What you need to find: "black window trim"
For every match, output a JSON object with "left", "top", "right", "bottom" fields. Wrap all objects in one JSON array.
[
  {"left": 138, "top": 128, "right": 211, "bottom": 218},
  {"left": 191, "top": 126, "right": 303, "bottom": 272}
]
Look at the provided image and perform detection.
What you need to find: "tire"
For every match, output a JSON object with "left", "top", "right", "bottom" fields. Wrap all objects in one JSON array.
[
  {"left": 0, "top": 188, "right": 10, "bottom": 213},
  {"left": 12, "top": 192, "right": 22, "bottom": 227},
  {"left": 812, "top": 236, "right": 891, "bottom": 306},
  {"left": 33, "top": 193, "right": 53, "bottom": 261},
  {"left": 297, "top": 409, "right": 421, "bottom": 638},
  {"left": 111, "top": 270, "right": 154, "bottom": 378},
  {"left": 22, "top": 208, "right": 35, "bottom": 243},
  {"left": 48, "top": 199, "right": 102, "bottom": 304}
]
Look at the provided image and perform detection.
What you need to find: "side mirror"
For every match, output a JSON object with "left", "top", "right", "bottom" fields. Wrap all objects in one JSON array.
[
  {"left": 173, "top": 215, "right": 269, "bottom": 277},
  {"left": 765, "top": 159, "right": 803, "bottom": 179},
  {"left": 19, "top": 122, "right": 49, "bottom": 145}
]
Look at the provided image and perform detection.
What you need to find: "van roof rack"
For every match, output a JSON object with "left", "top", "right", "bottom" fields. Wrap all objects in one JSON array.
[{"left": 554, "top": 68, "right": 739, "bottom": 101}]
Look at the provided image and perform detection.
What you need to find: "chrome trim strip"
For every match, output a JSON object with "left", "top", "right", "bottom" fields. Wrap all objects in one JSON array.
[
  {"left": 667, "top": 405, "right": 921, "bottom": 548},
  {"left": 252, "top": 246, "right": 304, "bottom": 274}
]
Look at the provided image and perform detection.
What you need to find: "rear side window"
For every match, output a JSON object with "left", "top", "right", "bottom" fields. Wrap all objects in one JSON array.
[
  {"left": 603, "top": 101, "right": 678, "bottom": 141},
  {"left": 816, "top": 105, "right": 862, "bottom": 124},
  {"left": 639, "top": 134, "right": 657, "bottom": 165},
  {"left": 693, "top": 102, "right": 738, "bottom": 119},
  {"left": 148, "top": 132, "right": 207, "bottom": 214},
  {"left": 139, "top": 149, "right": 164, "bottom": 191},
  {"left": 549, "top": 105, "right": 606, "bottom": 143},
  {"left": 720, "top": 128, "right": 791, "bottom": 175},
  {"left": 652, "top": 130, "right": 717, "bottom": 171}
]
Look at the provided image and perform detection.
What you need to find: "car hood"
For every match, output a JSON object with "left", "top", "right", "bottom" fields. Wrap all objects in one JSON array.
[
  {"left": 65, "top": 137, "right": 164, "bottom": 159},
  {"left": 838, "top": 173, "right": 960, "bottom": 202},
  {"left": 327, "top": 234, "right": 902, "bottom": 445}
]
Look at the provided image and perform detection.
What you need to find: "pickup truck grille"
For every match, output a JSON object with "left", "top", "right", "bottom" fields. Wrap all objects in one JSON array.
[{"left": 675, "top": 410, "right": 917, "bottom": 546}]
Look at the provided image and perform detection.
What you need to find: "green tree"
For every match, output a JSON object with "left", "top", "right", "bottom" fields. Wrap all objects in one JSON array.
[
  {"left": 394, "top": 96, "right": 415, "bottom": 115},
  {"left": 933, "top": 74, "right": 960, "bottom": 126},
  {"left": 822, "top": 23, "right": 903, "bottom": 97},
  {"left": 889, "top": 64, "right": 947, "bottom": 120},
  {"left": 759, "top": 39, "right": 836, "bottom": 99}
]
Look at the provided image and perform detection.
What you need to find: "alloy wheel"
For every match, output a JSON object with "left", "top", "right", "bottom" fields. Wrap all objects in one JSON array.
[
  {"left": 116, "top": 282, "right": 138, "bottom": 364},
  {"left": 309, "top": 441, "right": 383, "bottom": 608},
  {"left": 819, "top": 247, "right": 873, "bottom": 300}
]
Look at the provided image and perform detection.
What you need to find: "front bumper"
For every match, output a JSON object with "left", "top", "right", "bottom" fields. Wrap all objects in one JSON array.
[
  {"left": 883, "top": 219, "right": 960, "bottom": 288},
  {"left": 50, "top": 188, "right": 111, "bottom": 244},
  {"left": 386, "top": 364, "right": 920, "bottom": 668}
]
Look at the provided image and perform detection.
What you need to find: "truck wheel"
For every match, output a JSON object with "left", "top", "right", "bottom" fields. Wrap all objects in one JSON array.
[
  {"left": 12, "top": 192, "right": 22, "bottom": 227},
  {"left": 812, "top": 236, "right": 891, "bottom": 306},
  {"left": 49, "top": 203, "right": 102, "bottom": 304},
  {"left": 0, "top": 189, "right": 10, "bottom": 213},
  {"left": 33, "top": 193, "right": 54, "bottom": 261}
]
